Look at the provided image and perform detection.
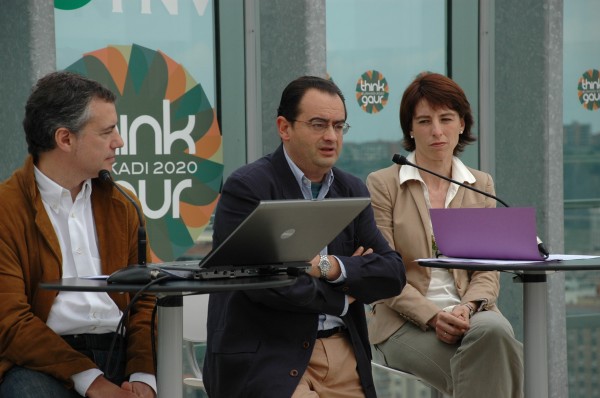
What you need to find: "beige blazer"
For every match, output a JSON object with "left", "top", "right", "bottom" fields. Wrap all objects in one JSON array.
[{"left": 366, "top": 163, "right": 501, "bottom": 344}]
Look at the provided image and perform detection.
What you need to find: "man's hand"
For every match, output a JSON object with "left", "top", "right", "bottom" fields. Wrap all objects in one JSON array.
[
  {"left": 121, "top": 381, "right": 156, "bottom": 398},
  {"left": 307, "top": 255, "right": 341, "bottom": 279},
  {"left": 308, "top": 255, "right": 327, "bottom": 278},
  {"left": 307, "top": 246, "right": 373, "bottom": 304},
  {"left": 307, "top": 246, "right": 374, "bottom": 280},
  {"left": 86, "top": 376, "right": 138, "bottom": 398},
  {"left": 352, "top": 246, "right": 373, "bottom": 257}
]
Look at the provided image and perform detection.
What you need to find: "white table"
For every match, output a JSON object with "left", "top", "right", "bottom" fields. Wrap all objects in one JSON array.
[
  {"left": 41, "top": 274, "right": 296, "bottom": 397},
  {"left": 419, "top": 257, "right": 600, "bottom": 398}
]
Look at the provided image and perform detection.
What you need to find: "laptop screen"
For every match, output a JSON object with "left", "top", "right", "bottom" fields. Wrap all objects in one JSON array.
[
  {"left": 199, "top": 197, "right": 371, "bottom": 269},
  {"left": 429, "top": 207, "right": 544, "bottom": 261}
]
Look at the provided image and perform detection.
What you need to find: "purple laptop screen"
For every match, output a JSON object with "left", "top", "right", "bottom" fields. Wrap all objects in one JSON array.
[{"left": 429, "top": 207, "right": 544, "bottom": 261}]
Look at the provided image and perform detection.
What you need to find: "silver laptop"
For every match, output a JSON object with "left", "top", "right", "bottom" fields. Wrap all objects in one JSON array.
[{"left": 157, "top": 198, "right": 371, "bottom": 280}]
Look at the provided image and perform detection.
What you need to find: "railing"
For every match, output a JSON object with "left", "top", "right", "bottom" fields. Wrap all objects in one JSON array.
[
  {"left": 566, "top": 313, "right": 600, "bottom": 398},
  {"left": 564, "top": 199, "right": 600, "bottom": 210}
]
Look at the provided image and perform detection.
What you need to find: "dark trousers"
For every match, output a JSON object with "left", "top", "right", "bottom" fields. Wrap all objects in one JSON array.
[{"left": 0, "top": 333, "right": 127, "bottom": 398}]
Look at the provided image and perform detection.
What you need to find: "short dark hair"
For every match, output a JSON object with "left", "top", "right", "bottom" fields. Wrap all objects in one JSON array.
[
  {"left": 399, "top": 72, "right": 476, "bottom": 155},
  {"left": 23, "top": 71, "right": 116, "bottom": 161},
  {"left": 277, "top": 76, "right": 347, "bottom": 121}
]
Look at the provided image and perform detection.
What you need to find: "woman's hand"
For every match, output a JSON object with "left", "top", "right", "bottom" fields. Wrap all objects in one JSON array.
[{"left": 429, "top": 308, "right": 470, "bottom": 344}]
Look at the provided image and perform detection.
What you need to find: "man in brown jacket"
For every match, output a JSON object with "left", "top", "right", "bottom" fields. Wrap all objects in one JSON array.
[{"left": 0, "top": 71, "right": 156, "bottom": 398}]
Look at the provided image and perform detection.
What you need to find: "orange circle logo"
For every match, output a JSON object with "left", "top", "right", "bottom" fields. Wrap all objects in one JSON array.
[
  {"left": 66, "top": 44, "right": 222, "bottom": 261},
  {"left": 578, "top": 69, "right": 600, "bottom": 111},
  {"left": 355, "top": 70, "right": 389, "bottom": 114}
]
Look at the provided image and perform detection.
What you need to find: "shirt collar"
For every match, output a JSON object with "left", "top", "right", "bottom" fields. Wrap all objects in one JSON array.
[
  {"left": 398, "top": 151, "right": 476, "bottom": 186},
  {"left": 34, "top": 166, "right": 93, "bottom": 214},
  {"left": 283, "top": 146, "right": 334, "bottom": 199}
]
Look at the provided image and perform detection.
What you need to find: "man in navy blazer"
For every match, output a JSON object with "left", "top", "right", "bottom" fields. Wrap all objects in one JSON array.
[{"left": 203, "top": 76, "right": 406, "bottom": 398}]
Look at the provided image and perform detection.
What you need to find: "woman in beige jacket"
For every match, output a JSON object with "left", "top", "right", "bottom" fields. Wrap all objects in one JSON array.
[{"left": 366, "top": 72, "right": 523, "bottom": 397}]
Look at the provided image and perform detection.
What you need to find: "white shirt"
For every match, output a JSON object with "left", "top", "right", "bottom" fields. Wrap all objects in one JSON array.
[
  {"left": 399, "top": 152, "right": 476, "bottom": 309},
  {"left": 34, "top": 167, "right": 156, "bottom": 395}
]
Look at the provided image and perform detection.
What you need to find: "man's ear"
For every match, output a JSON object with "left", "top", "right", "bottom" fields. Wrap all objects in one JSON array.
[
  {"left": 276, "top": 116, "right": 292, "bottom": 142},
  {"left": 54, "top": 127, "right": 73, "bottom": 152}
]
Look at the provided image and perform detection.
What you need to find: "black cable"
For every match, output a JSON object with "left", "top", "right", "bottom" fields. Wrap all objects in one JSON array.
[
  {"left": 104, "top": 275, "right": 171, "bottom": 379},
  {"left": 151, "top": 299, "right": 159, "bottom": 372}
]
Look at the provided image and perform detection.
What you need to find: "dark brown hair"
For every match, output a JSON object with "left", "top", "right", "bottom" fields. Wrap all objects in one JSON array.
[{"left": 399, "top": 72, "right": 475, "bottom": 155}]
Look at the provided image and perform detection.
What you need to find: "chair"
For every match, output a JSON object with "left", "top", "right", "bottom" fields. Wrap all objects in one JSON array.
[
  {"left": 371, "top": 360, "right": 445, "bottom": 398},
  {"left": 182, "top": 293, "right": 209, "bottom": 390}
]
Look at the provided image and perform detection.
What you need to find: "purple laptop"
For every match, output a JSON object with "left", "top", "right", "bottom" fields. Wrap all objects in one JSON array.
[{"left": 429, "top": 207, "right": 545, "bottom": 261}]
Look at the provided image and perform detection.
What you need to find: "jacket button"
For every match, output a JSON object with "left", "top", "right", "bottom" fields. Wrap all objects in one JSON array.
[
  {"left": 342, "top": 286, "right": 349, "bottom": 292},
  {"left": 302, "top": 341, "right": 310, "bottom": 349},
  {"left": 290, "top": 369, "right": 299, "bottom": 377}
]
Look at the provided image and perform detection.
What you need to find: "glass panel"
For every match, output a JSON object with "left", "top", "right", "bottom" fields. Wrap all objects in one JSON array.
[
  {"left": 54, "top": 1, "right": 222, "bottom": 262},
  {"left": 563, "top": 1, "right": 600, "bottom": 397},
  {"left": 327, "top": 2, "right": 471, "bottom": 397},
  {"left": 326, "top": 0, "right": 446, "bottom": 182}
]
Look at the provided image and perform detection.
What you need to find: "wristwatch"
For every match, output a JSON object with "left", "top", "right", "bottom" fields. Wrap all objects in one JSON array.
[{"left": 318, "top": 255, "right": 331, "bottom": 280}]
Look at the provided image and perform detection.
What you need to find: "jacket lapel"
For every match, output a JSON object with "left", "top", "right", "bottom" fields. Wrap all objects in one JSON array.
[
  {"left": 449, "top": 185, "right": 466, "bottom": 208},
  {"left": 271, "top": 145, "right": 307, "bottom": 199},
  {"left": 406, "top": 179, "right": 433, "bottom": 257},
  {"left": 20, "top": 157, "right": 62, "bottom": 280},
  {"left": 92, "top": 180, "right": 129, "bottom": 274}
]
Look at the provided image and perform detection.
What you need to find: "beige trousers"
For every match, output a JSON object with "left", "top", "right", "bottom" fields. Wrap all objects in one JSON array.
[{"left": 292, "top": 332, "right": 365, "bottom": 398}]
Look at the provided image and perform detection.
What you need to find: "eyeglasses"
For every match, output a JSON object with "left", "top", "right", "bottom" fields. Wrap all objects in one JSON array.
[{"left": 290, "top": 119, "right": 351, "bottom": 135}]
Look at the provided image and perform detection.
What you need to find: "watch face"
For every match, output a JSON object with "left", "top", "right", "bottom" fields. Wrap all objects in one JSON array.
[{"left": 319, "top": 255, "right": 331, "bottom": 279}]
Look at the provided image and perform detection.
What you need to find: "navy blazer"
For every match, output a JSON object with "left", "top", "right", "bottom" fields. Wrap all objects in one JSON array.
[{"left": 203, "top": 145, "right": 405, "bottom": 398}]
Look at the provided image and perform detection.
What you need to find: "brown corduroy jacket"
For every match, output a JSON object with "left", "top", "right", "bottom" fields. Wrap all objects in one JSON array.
[{"left": 0, "top": 156, "right": 155, "bottom": 388}]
